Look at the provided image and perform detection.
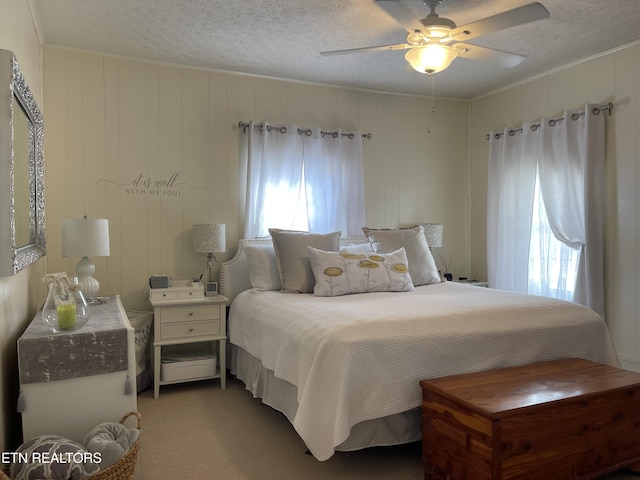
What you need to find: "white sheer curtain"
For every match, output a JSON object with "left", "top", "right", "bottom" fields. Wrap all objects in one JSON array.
[
  {"left": 538, "top": 107, "right": 605, "bottom": 315},
  {"left": 303, "top": 127, "right": 365, "bottom": 234},
  {"left": 243, "top": 121, "right": 365, "bottom": 239},
  {"left": 244, "top": 121, "right": 304, "bottom": 238},
  {"left": 487, "top": 105, "right": 606, "bottom": 315},
  {"left": 487, "top": 122, "right": 538, "bottom": 294}
]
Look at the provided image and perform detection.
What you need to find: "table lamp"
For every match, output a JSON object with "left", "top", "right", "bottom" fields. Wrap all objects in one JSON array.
[
  {"left": 193, "top": 224, "right": 226, "bottom": 282},
  {"left": 422, "top": 223, "right": 443, "bottom": 249},
  {"left": 423, "top": 223, "right": 451, "bottom": 280},
  {"left": 62, "top": 216, "right": 110, "bottom": 300}
]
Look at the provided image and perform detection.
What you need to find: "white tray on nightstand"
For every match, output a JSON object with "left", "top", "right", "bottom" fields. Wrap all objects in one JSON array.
[{"left": 149, "top": 280, "right": 204, "bottom": 301}]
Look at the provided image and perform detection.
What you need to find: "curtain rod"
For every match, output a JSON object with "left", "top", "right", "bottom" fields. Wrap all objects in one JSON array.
[
  {"left": 485, "top": 102, "right": 613, "bottom": 141},
  {"left": 238, "top": 121, "right": 372, "bottom": 140}
]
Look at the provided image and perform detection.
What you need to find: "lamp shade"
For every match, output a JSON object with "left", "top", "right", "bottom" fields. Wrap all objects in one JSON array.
[
  {"left": 62, "top": 217, "right": 110, "bottom": 257},
  {"left": 405, "top": 45, "right": 458, "bottom": 74},
  {"left": 422, "top": 223, "right": 443, "bottom": 249},
  {"left": 193, "top": 224, "right": 226, "bottom": 253}
]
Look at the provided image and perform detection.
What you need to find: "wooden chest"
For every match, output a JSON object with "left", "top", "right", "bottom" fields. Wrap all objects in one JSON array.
[{"left": 419, "top": 358, "right": 640, "bottom": 480}]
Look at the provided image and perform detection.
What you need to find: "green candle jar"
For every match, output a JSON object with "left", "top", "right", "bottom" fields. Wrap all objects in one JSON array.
[{"left": 42, "top": 273, "right": 90, "bottom": 333}]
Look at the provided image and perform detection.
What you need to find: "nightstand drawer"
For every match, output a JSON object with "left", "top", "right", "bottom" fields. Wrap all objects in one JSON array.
[
  {"left": 160, "top": 320, "right": 220, "bottom": 339},
  {"left": 150, "top": 290, "right": 203, "bottom": 301},
  {"left": 152, "top": 290, "right": 179, "bottom": 301},
  {"left": 178, "top": 290, "right": 202, "bottom": 299},
  {"left": 160, "top": 305, "right": 220, "bottom": 324}
]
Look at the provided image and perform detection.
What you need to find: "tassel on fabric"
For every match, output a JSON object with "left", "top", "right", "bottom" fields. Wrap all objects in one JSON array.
[
  {"left": 17, "top": 389, "right": 26, "bottom": 413},
  {"left": 124, "top": 375, "right": 132, "bottom": 395}
]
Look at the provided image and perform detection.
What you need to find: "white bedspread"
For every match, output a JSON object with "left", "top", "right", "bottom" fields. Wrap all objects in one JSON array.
[{"left": 228, "top": 282, "right": 619, "bottom": 461}]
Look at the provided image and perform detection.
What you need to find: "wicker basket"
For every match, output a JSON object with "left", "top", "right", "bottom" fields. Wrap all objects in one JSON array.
[
  {"left": 0, "top": 411, "right": 141, "bottom": 480},
  {"left": 87, "top": 411, "right": 142, "bottom": 480}
]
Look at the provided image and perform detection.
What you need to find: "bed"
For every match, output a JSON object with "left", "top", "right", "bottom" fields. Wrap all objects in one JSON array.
[{"left": 220, "top": 233, "right": 619, "bottom": 461}]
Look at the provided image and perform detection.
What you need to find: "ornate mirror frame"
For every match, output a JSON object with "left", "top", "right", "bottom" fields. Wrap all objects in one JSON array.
[{"left": 0, "top": 49, "right": 45, "bottom": 276}]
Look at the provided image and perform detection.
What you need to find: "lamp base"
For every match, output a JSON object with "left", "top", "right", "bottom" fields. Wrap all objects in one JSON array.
[
  {"left": 206, "top": 252, "right": 217, "bottom": 283},
  {"left": 75, "top": 256, "right": 100, "bottom": 299}
]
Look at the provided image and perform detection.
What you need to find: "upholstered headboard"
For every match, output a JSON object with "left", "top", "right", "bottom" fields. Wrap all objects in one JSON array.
[{"left": 219, "top": 237, "right": 368, "bottom": 305}]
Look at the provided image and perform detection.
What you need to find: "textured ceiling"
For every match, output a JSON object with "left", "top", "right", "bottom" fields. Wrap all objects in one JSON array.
[{"left": 32, "top": 0, "right": 640, "bottom": 99}]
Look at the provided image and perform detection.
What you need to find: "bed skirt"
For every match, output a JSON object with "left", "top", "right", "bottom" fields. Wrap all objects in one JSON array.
[{"left": 231, "top": 345, "right": 421, "bottom": 455}]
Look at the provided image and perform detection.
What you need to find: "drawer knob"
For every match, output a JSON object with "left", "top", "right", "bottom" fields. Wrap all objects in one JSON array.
[
  {"left": 188, "top": 312, "right": 194, "bottom": 316},
  {"left": 188, "top": 327, "right": 194, "bottom": 333}
]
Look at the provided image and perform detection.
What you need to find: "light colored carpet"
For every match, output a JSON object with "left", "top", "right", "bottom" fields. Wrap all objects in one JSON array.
[{"left": 136, "top": 377, "right": 640, "bottom": 479}]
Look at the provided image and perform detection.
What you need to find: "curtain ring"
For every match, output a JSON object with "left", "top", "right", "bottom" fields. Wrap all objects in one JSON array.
[
  {"left": 347, "top": 133, "right": 355, "bottom": 139},
  {"left": 494, "top": 133, "right": 502, "bottom": 140},
  {"left": 508, "top": 130, "right": 515, "bottom": 136},
  {"left": 306, "top": 129, "right": 312, "bottom": 136},
  {"left": 548, "top": 119, "right": 556, "bottom": 126},
  {"left": 530, "top": 124, "right": 539, "bottom": 131},
  {"left": 332, "top": 132, "right": 339, "bottom": 138},
  {"left": 571, "top": 113, "right": 580, "bottom": 121},
  {"left": 592, "top": 107, "right": 601, "bottom": 115}
]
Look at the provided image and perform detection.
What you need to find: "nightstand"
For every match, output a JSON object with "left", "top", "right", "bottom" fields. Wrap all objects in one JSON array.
[{"left": 150, "top": 293, "right": 227, "bottom": 398}]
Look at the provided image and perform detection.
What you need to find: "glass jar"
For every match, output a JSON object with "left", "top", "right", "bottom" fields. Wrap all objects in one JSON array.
[{"left": 41, "top": 273, "right": 90, "bottom": 333}]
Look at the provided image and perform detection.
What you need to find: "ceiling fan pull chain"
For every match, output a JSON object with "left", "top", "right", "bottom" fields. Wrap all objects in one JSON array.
[{"left": 427, "top": 73, "right": 435, "bottom": 134}]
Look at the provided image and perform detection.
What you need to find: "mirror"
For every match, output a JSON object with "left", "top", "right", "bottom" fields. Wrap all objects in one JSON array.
[
  {"left": 0, "top": 49, "right": 45, "bottom": 276},
  {"left": 14, "top": 100, "right": 31, "bottom": 248}
]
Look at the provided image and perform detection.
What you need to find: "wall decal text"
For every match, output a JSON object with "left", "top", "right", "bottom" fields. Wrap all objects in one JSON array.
[{"left": 97, "top": 172, "right": 207, "bottom": 196}]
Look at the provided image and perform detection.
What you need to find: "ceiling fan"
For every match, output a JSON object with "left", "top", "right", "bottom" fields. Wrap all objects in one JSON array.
[{"left": 320, "top": 0, "right": 550, "bottom": 74}]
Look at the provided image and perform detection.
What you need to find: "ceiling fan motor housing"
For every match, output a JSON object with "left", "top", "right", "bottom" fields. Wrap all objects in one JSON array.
[
  {"left": 421, "top": 13, "right": 457, "bottom": 31},
  {"left": 320, "top": 1, "right": 552, "bottom": 74}
]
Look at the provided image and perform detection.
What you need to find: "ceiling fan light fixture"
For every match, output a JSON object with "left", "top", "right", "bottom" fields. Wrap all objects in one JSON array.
[
  {"left": 424, "top": 25, "right": 453, "bottom": 39},
  {"left": 405, "top": 45, "right": 457, "bottom": 74}
]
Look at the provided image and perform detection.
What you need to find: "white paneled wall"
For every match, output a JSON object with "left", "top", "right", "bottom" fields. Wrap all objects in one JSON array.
[
  {"left": 43, "top": 47, "right": 470, "bottom": 310},
  {"left": 469, "top": 42, "right": 640, "bottom": 371}
]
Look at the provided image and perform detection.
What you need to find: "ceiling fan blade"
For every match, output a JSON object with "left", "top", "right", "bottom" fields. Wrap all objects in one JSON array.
[
  {"left": 450, "top": 2, "right": 550, "bottom": 41},
  {"left": 375, "top": 0, "right": 426, "bottom": 34},
  {"left": 321, "top": 43, "right": 411, "bottom": 56},
  {"left": 455, "top": 43, "right": 527, "bottom": 68}
]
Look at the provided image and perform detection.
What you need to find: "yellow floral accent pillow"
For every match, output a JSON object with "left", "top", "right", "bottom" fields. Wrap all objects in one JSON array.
[{"left": 307, "top": 246, "right": 415, "bottom": 297}]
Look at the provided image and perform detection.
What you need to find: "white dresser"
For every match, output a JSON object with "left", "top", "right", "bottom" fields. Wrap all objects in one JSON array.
[{"left": 17, "top": 295, "right": 137, "bottom": 443}]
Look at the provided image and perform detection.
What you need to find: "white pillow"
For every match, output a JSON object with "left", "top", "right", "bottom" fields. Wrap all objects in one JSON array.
[
  {"left": 339, "top": 243, "right": 373, "bottom": 254},
  {"left": 362, "top": 225, "right": 441, "bottom": 286},
  {"left": 308, "top": 246, "right": 415, "bottom": 297},
  {"left": 244, "top": 244, "right": 282, "bottom": 291},
  {"left": 269, "top": 229, "right": 341, "bottom": 293}
]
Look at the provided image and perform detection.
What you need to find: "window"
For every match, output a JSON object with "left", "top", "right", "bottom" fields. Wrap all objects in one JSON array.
[
  {"left": 487, "top": 105, "right": 606, "bottom": 315},
  {"left": 260, "top": 167, "right": 309, "bottom": 232},
  {"left": 243, "top": 122, "right": 365, "bottom": 238},
  {"left": 527, "top": 172, "right": 580, "bottom": 301}
]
